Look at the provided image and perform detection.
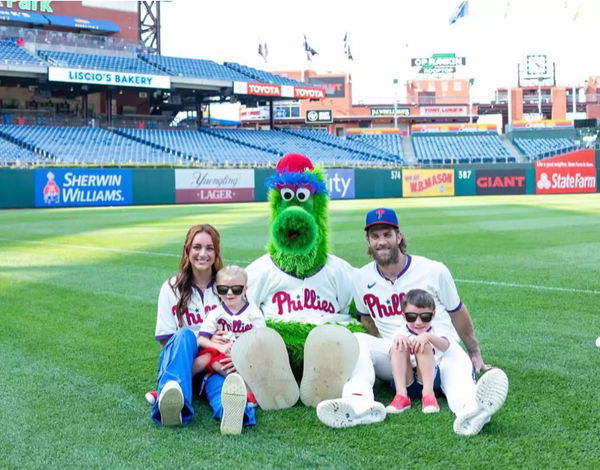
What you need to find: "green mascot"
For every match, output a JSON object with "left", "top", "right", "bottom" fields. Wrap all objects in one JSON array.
[{"left": 232, "top": 153, "right": 362, "bottom": 409}]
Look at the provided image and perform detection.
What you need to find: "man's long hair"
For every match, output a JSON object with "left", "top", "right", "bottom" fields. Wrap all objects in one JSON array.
[{"left": 171, "top": 224, "right": 223, "bottom": 327}]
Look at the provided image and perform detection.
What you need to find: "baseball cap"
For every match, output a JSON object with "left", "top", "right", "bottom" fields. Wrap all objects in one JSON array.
[{"left": 364, "top": 208, "right": 399, "bottom": 230}]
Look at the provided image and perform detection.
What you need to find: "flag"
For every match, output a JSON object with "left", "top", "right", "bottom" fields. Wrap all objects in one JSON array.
[
  {"left": 449, "top": 0, "right": 469, "bottom": 24},
  {"left": 573, "top": 6, "right": 580, "bottom": 21},
  {"left": 303, "top": 34, "right": 318, "bottom": 59},
  {"left": 504, "top": 0, "right": 510, "bottom": 19},
  {"left": 343, "top": 32, "right": 353, "bottom": 60},
  {"left": 258, "top": 41, "right": 268, "bottom": 62}
]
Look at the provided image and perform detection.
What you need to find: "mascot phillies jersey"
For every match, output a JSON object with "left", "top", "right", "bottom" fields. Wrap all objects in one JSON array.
[
  {"left": 154, "top": 276, "right": 220, "bottom": 341},
  {"left": 353, "top": 254, "right": 462, "bottom": 341},
  {"left": 198, "top": 302, "right": 266, "bottom": 340},
  {"left": 246, "top": 254, "right": 355, "bottom": 324}
]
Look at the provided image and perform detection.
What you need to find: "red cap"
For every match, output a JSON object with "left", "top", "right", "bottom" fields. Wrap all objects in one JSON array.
[{"left": 276, "top": 153, "right": 314, "bottom": 174}]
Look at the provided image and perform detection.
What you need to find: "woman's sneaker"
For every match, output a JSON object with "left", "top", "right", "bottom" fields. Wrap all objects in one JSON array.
[
  {"left": 421, "top": 394, "right": 440, "bottom": 413},
  {"left": 158, "top": 381, "right": 184, "bottom": 426},
  {"left": 386, "top": 394, "right": 411, "bottom": 414}
]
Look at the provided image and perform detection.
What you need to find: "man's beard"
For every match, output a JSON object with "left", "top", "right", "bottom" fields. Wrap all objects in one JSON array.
[{"left": 368, "top": 243, "right": 400, "bottom": 266}]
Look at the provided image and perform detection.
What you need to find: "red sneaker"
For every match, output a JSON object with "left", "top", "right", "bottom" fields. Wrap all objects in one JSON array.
[
  {"left": 145, "top": 390, "right": 158, "bottom": 406},
  {"left": 422, "top": 394, "right": 440, "bottom": 413},
  {"left": 386, "top": 394, "right": 411, "bottom": 414},
  {"left": 247, "top": 391, "right": 258, "bottom": 408}
]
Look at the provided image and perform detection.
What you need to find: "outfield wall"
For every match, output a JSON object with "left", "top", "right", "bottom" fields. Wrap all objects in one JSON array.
[{"left": 1, "top": 152, "right": 598, "bottom": 209}]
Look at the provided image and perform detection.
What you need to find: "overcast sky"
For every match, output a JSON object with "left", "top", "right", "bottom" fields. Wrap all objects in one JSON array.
[{"left": 159, "top": 0, "right": 600, "bottom": 104}]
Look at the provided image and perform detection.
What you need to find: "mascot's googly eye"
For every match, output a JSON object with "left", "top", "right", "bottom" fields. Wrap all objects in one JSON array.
[
  {"left": 296, "top": 187, "right": 311, "bottom": 202},
  {"left": 280, "top": 187, "right": 295, "bottom": 201}
]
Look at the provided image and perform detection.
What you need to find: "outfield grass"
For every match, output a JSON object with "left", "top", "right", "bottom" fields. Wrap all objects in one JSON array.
[{"left": 1, "top": 194, "right": 599, "bottom": 469}]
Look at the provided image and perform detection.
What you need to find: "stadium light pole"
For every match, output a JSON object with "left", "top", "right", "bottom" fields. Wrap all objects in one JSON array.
[
  {"left": 393, "top": 78, "right": 399, "bottom": 129},
  {"left": 468, "top": 78, "right": 474, "bottom": 123},
  {"left": 538, "top": 77, "right": 543, "bottom": 118}
]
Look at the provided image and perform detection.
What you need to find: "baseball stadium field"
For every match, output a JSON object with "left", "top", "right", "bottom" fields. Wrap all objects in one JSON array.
[{"left": 1, "top": 194, "right": 599, "bottom": 469}]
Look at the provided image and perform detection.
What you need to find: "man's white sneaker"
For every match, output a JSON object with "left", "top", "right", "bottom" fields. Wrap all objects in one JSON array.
[
  {"left": 316, "top": 396, "right": 386, "bottom": 428},
  {"left": 220, "top": 373, "right": 247, "bottom": 435},
  {"left": 453, "top": 368, "right": 509, "bottom": 436},
  {"left": 158, "top": 380, "right": 183, "bottom": 426}
]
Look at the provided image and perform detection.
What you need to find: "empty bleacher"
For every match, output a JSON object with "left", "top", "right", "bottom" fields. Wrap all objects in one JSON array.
[
  {"left": 0, "top": 39, "right": 45, "bottom": 65},
  {"left": 0, "top": 125, "right": 178, "bottom": 164},
  {"left": 0, "top": 134, "right": 43, "bottom": 164},
  {"left": 138, "top": 54, "right": 249, "bottom": 81},
  {"left": 513, "top": 137, "right": 575, "bottom": 159},
  {"left": 37, "top": 49, "right": 163, "bottom": 75},
  {"left": 223, "top": 62, "right": 307, "bottom": 86},
  {"left": 347, "top": 133, "right": 404, "bottom": 161},
  {"left": 412, "top": 132, "right": 515, "bottom": 164}
]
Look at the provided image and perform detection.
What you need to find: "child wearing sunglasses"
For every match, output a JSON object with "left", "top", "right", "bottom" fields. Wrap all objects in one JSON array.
[
  {"left": 196, "top": 265, "right": 266, "bottom": 433},
  {"left": 387, "top": 289, "right": 450, "bottom": 414}
]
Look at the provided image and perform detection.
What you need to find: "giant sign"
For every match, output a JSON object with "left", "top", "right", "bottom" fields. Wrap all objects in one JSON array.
[
  {"left": 307, "top": 77, "right": 346, "bottom": 98},
  {"left": 535, "top": 150, "right": 596, "bottom": 194},
  {"left": 476, "top": 169, "right": 526, "bottom": 195},
  {"left": 34, "top": 168, "right": 132, "bottom": 207},
  {"left": 402, "top": 169, "right": 454, "bottom": 197},
  {"left": 175, "top": 169, "right": 255, "bottom": 203},
  {"left": 48, "top": 67, "right": 171, "bottom": 89},
  {"left": 325, "top": 169, "right": 355, "bottom": 199}
]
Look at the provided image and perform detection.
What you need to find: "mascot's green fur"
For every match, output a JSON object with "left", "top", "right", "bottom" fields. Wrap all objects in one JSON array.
[{"left": 262, "top": 154, "right": 365, "bottom": 374}]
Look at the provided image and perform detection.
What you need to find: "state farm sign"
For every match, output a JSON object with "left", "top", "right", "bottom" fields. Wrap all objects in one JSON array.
[{"left": 535, "top": 149, "right": 596, "bottom": 194}]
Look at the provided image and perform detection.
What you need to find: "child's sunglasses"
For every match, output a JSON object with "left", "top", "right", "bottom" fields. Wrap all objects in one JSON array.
[
  {"left": 403, "top": 311, "right": 434, "bottom": 323},
  {"left": 215, "top": 285, "right": 244, "bottom": 295}
]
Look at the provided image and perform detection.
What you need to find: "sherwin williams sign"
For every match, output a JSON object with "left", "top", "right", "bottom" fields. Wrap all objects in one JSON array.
[
  {"left": 535, "top": 150, "right": 596, "bottom": 194},
  {"left": 34, "top": 168, "right": 132, "bottom": 207},
  {"left": 402, "top": 169, "right": 454, "bottom": 197},
  {"left": 48, "top": 67, "right": 171, "bottom": 89},
  {"left": 175, "top": 169, "right": 254, "bottom": 203},
  {"left": 325, "top": 169, "right": 355, "bottom": 199}
]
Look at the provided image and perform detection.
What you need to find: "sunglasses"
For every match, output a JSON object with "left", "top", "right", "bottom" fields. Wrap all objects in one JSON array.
[
  {"left": 403, "top": 311, "right": 434, "bottom": 323},
  {"left": 215, "top": 285, "right": 244, "bottom": 295}
]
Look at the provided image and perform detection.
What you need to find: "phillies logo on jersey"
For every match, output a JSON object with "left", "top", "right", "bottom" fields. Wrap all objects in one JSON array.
[
  {"left": 362, "top": 292, "right": 404, "bottom": 318},
  {"left": 171, "top": 304, "right": 217, "bottom": 325},
  {"left": 271, "top": 288, "right": 335, "bottom": 315},
  {"left": 217, "top": 318, "right": 254, "bottom": 334}
]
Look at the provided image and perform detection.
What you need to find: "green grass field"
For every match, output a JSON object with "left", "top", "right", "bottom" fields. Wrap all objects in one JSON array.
[{"left": 1, "top": 194, "right": 599, "bottom": 469}]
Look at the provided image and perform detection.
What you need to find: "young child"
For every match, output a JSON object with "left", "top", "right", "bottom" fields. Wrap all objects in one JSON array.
[
  {"left": 197, "top": 265, "right": 266, "bottom": 434},
  {"left": 387, "top": 288, "right": 450, "bottom": 414}
]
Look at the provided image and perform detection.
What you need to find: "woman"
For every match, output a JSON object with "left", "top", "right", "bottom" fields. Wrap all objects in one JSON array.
[{"left": 151, "top": 224, "right": 228, "bottom": 426}]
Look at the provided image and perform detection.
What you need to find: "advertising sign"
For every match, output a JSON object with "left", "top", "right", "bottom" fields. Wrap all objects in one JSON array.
[
  {"left": 476, "top": 169, "right": 526, "bottom": 195},
  {"left": 419, "top": 106, "right": 467, "bottom": 117},
  {"left": 413, "top": 123, "right": 496, "bottom": 132},
  {"left": 48, "top": 67, "right": 171, "bottom": 89},
  {"left": 402, "top": 169, "right": 454, "bottom": 197},
  {"left": 411, "top": 53, "right": 466, "bottom": 74},
  {"left": 233, "top": 82, "right": 324, "bottom": 99},
  {"left": 325, "top": 169, "right": 355, "bottom": 199},
  {"left": 535, "top": 149, "right": 596, "bottom": 194},
  {"left": 175, "top": 169, "right": 255, "bottom": 203},
  {"left": 306, "top": 109, "right": 333, "bottom": 124},
  {"left": 370, "top": 108, "right": 410, "bottom": 117},
  {"left": 34, "top": 168, "right": 132, "bottom": 207},
  {"left": 307, "top": 77, "right": 346, "bottom": 98}
]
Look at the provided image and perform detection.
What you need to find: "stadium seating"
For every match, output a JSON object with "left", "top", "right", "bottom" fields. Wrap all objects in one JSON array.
[
  {"left": 115, "top": 128, "right": 277, "bottom": 165},
  {"left": 224, "top": 62, "right": 307, "bottom": 86},
  {"left": 0, "top": 39, "right": 45, "bottom": 66},
  {"left": 0, "top": 125, "right": 179, "bottom": 164},
  {"left": 346, "top": 133, "right": 404, "bottom": 161},
  {"left": 138, "top": 54, "right": 250, "bottom": 81},
  {"left": 0, "top": 133, "right": 43, "bottom": 164},
  {"left": 37, "top": 50, "right": 162, "bottom": 75},
  {"left": 412, "top": 132, "right": 515, "bottom": 164},
  {"left": 513, "top": 137, "right": 575, "bottom": 159},
  {"left": 281, "top": 129, "right": 398, "bottom": 163}
]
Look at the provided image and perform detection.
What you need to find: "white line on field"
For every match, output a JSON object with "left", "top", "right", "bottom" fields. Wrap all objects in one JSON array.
[
  {"left": 2, "top": 238, "right": 598, "bottom": 295},
  {"left": 455, "top": 279, "right": 600, "bottom": 295}
]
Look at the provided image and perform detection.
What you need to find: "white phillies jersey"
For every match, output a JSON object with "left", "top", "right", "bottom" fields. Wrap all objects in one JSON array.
[
  {"left": 246, "top": 254, "right": 356, "bottom": 324},
  {"left": 198, "top": 302, "right": 266, "bottom": 341},
  {"left": 154, "top": 276, "right": 220, "bottom": 341},
  {"left": 353, "top": 254, "right": 462, "bottom": 341},
  {"left": 394, "top": 323, "right": 448, "bottom": 366}
]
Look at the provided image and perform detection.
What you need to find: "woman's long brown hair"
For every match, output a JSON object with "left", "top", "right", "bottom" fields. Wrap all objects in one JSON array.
[{"left": 171, "top": 224, "right": 224, "bottom": 327}]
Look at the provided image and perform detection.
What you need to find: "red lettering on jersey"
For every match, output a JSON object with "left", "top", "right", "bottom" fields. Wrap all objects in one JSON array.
[
  {"left": 363, "top": 293, "right": 404, "bottom": 318},
  {"left": 171, "top": 304, "right": 217, "bottom": 325},
  {"left": 271, "top": 289, "right": 335, "bottom": 315},
  {"left": 217, "top": 318, "right": 254, "bottom": 333}
]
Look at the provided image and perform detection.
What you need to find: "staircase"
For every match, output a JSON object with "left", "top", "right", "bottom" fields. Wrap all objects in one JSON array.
[
  {"left": 501, "top": 135, "right": 525, "bottom": 162},
  {"left": 402, "top": 135, "right": 417, "bottom": 165}
]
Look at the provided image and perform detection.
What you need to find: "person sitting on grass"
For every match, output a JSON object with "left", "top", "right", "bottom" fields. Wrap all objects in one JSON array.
[
  {"left": 197, "top": 265, "right": 266, "bottom": 434},
  {"left": 387, "top": 289, "right": 449, "bottom": 414}
]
